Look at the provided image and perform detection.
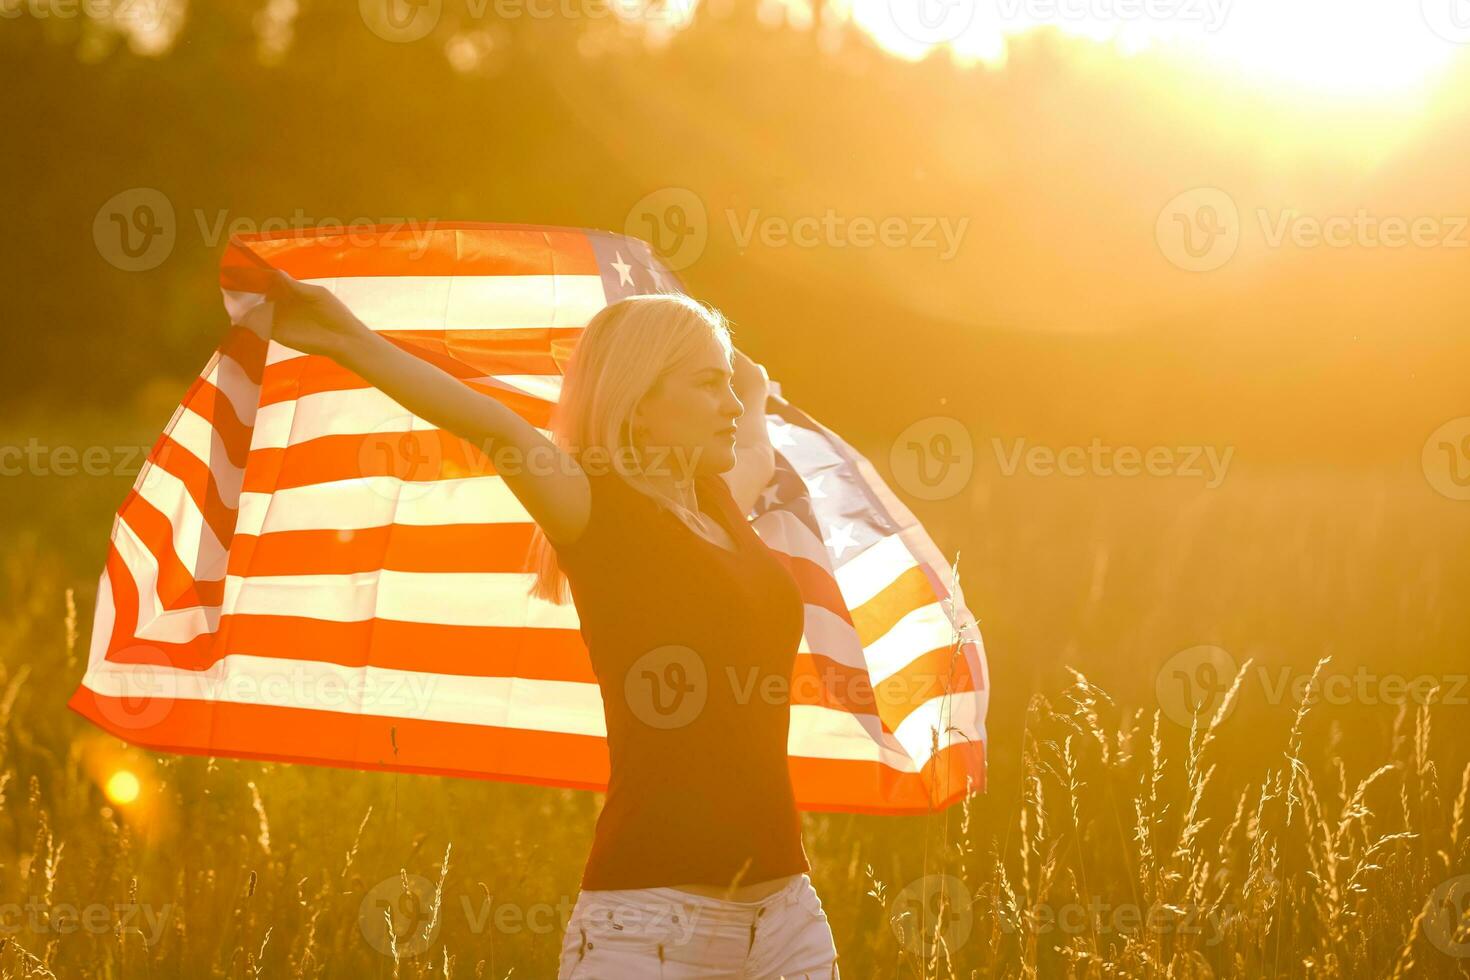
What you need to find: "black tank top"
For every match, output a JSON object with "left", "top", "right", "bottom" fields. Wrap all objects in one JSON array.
[{"left": 552, "top": 467, "right": 811, "bottom": 890}]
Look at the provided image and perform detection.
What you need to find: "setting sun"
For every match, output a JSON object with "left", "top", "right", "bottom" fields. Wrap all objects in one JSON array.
[
  {"left": 104, "top": 770, "right": 142, "bottom": 806},
  {"left": 838, "top": 0, "right": 1464, "bottom": 97},
  {"left": 13, "top": 2, "right": 1470, "bottom": 975}
]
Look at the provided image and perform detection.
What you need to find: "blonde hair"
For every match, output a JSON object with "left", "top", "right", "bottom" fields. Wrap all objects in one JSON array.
[{"left": 524, "top": 293, "right": 734, "bottom": 605}]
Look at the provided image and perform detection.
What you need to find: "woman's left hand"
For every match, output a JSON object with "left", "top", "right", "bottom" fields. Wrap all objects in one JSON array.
[{"left": 732, "top": 348, "right": 770, "bottom": 405}]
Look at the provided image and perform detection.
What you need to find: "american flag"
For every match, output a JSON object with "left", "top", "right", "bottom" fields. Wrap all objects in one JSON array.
[{"left": 67, "top": 222, "right": 988, "bottom": 813}]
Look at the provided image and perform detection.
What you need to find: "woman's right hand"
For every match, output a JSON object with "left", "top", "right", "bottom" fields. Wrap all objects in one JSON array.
[{"left": 257, "top": 268, "right": 372, "bottom": 363}]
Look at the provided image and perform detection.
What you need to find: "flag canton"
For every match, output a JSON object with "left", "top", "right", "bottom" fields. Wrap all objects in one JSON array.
[
  {"left": 588, "top": 231, "right": 685, "bottom": 302},
  {"left": 756, "top": 398, "right": 898, "bottom": 570}
]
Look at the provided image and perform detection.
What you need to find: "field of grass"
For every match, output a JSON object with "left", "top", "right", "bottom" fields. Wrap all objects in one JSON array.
[{"left": 1, "top": 408, "right": 1467, "bottom": 978}]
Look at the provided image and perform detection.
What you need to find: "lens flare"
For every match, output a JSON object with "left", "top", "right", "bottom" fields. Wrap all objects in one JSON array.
[
  {"left": 830, "top": 0, "right": 1463, "bottom": 98},
  {"left": 104, "top": 770, "right": 142, "bottom": 806}
]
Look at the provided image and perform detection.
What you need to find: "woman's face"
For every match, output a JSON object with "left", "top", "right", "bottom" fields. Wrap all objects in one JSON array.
[{"left": 632, "top": 335, "right": 744, "bottom": 481}]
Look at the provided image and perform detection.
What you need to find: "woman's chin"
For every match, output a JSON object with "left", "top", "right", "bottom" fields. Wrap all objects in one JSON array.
[{"left": 696, "top": 442, "right": 738, "bottom": 475}]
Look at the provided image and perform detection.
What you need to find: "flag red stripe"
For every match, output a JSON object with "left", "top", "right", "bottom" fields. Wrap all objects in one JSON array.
[
  {"left": 75, "top": 224, "right": 989, "bottom": 814},
  {"left": 240, "top": 430, "right": 515, "bottom": 493},
  {"left": 218, "top": 323, "right": 269, "bottom": 387},
  {"left": 179, "top": 378, "right": 252, "bottom": 470},
  {"left": 119, "top": 498, "right": 225, "bottom": 609},
  {"left": 67, "top": 685, "right": 613, "bottom": 788},
  {"left": 228, "top": 524, "right": 537, "bottom": 575},
  {"left": 257, "top": 357, "right": 555, "bottom": 426},
  {"left": 68, "top": 686, "right": 984, "bottom": 808},
  {"left": 777, "top": 553, "right": 856, "bottom": 627},
  {"left": 147, "top": 436, "right": 239, "bottom": 548},
  {"left": 105, "top": 519, "right": 969, "bottom": 731},
  {"left": 224, "top": 225, "right": 601, "bottom": 280}
]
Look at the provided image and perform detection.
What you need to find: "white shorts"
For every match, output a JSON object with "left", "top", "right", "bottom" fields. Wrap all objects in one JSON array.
[{"left": 557, "top": 873, "right": 841, "bottom": 979}]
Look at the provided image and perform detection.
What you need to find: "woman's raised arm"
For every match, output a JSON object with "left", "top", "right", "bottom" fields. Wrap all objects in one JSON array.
[{"left": 256, "top": 269, "right": 591, "bottom": 547}]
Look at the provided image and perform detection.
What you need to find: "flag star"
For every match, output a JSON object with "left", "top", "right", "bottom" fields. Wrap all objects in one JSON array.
[
  {"left": 760, "top": 484, "right": 782, "bottom": 510},
  {"left": 768, "top": 421, "right": 797, "bottom": 449},
  {"left": 611, "top": 252, "right": 634, "bottom": 287},
  {"left": 806, "top": 474, "right": 828, "bottom": 499},
  {"left": 823, "top": 521, "right": 859, "bottom": 560}
]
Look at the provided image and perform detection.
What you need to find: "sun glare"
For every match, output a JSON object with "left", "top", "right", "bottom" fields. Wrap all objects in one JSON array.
[
  {"left": 835, "top": 0, "right": 1463, "bottom": 98},
  {"left": 104, "top": 769, "right": 142, "bottom": 806}
]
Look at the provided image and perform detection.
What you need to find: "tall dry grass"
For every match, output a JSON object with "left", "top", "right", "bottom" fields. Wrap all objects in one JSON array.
[{"left": 1, "top": 417, "right": 1467, "bottom": 977}]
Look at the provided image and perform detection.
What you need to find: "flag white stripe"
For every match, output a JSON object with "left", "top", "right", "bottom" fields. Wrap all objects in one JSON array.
[
  {"left": 133, "top": 460, "right": 228, "bottom": 580},
  {"left": 834, "top": 533, "right": 921, "bottom": 609},
  {"left": 235, "top": 476, "right": 531, "bottom": 535},
  {"left": 797, "top": 603, "right": 869, "bottom": 673},
  {"left": 116, "top": 518, "right": 222, "bottom": 642},
  {"left": 203, "top": 350, "right": 263, "bottom": 426},
  {"left": 752, "top": 509, "right": 835, "bottom": 569},
  {"left": 251, "top": 386, "right": 555, "bottom": 450},
  {"left": 256, "top": 275, "right": 606, "bottom": 371},
  {"left": 167, "top": 406, "right": 245, "bottom": 499},
  {"left": 889, "top": 688, "right": 988, "bottom": 765},
  {"left": 79, "top": 651, "right": 972, "bottom": 770},
  {"left": 113, "top": 516, "right": 582, "bottom": 643},
  {"left": 864, "top": 602, "right": 966, "bottom": 686},
  {"left": 219, "top": 569, "right": 580, "bottom": 628},
  {"left": 75, "top": 235, "right": 990, "bottom": 806}
]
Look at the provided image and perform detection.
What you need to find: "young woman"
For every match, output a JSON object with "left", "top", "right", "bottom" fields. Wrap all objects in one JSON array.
[{"left": 261, "top": 271, "right": 841, "bottom": 979}]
